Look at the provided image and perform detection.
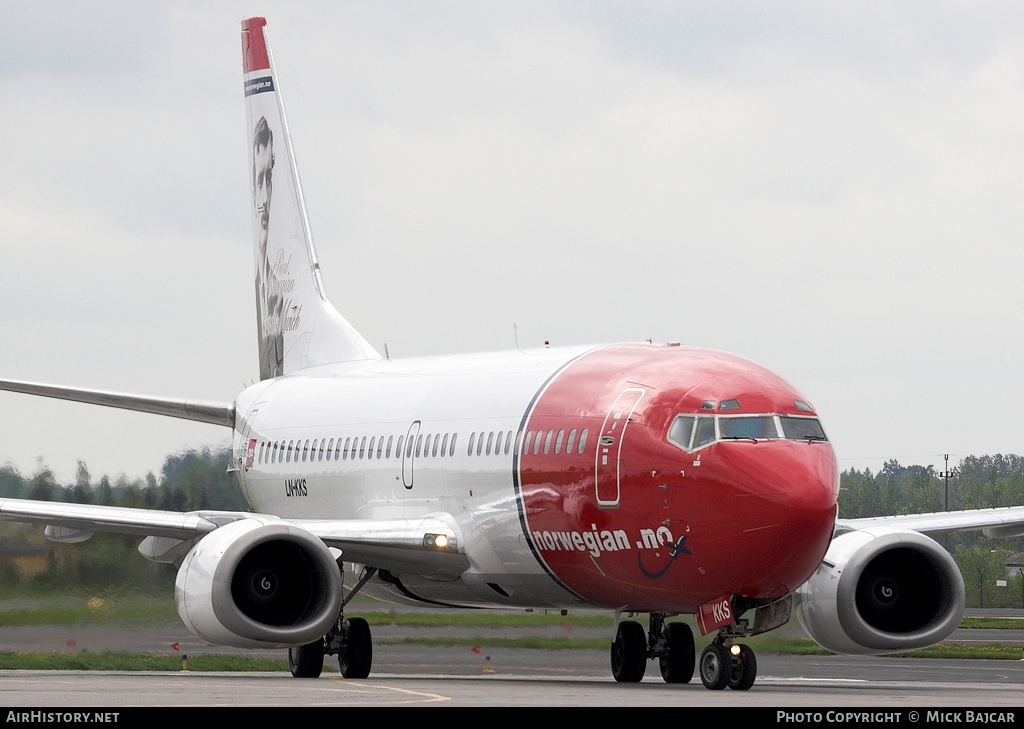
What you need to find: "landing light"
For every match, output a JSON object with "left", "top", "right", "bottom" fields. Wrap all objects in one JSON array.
[
  {"left": 730, "top": 644, "right": 741, "bottom": 656},
  {"left": 423, "top": 533, "right": 449, "bottom": 549}
]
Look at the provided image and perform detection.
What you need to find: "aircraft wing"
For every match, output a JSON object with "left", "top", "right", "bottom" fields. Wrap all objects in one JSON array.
[
  {"left": 299, "top": 517, "right": 469, "bottom": 580},
  {"left": 835, "top": 505, "right": 1024, "bottom": 539},
  {"left": 0, "top": 499, "right": 468, "bottom": 579},
  {"left": 0, "top": 498, "right": 228, "bottom": 539},
  {"left": 0, "top": 378, "right": 235, "bottom": 428}
]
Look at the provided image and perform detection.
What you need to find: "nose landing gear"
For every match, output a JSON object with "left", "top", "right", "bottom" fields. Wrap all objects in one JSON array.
[{"left": 699, "top": 639, "right": 757, "bottom": 690}]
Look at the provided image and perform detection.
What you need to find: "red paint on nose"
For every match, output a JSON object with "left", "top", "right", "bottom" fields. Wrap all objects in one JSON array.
[{"left": 725, "top": 441, "right": 839, "bottom": 598}]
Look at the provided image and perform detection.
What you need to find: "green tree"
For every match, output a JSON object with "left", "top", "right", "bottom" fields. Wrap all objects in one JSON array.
[
  {"left": 70, "top": 460, "right": 92, "bottom": 504},
  {"left": 903, "top": 468, "right": 941, "bottom": 514},
  {"left": 27, "top": 466, "right": 59, "bottom": 502},
  {"left": 953, "top": 546, "right": 1010, "bottom": 608},
  {"left": 94, "top": 475, "right": 114, "bottom": 506},
  {"left": 0, "top": 465, "right": 26, "bottom": 499}
]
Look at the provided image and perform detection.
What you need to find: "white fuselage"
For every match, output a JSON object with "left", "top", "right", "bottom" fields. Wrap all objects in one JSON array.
[{"left": 232, "top": 345, "right": 596, "bottom": 608}]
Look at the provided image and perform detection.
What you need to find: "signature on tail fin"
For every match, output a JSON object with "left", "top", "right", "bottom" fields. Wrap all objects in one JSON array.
[{"left": 242, "top": 17, "right": 379, "bottom": 380}]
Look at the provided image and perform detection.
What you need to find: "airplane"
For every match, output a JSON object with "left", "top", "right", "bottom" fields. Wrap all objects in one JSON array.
[{"left": 2, "top": 16, "right": 1024, "bottom": 690}]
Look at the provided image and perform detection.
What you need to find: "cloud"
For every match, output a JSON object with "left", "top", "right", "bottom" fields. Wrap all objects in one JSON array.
[{"left": 2, "top": 2, "right": 1024, "bottom": 481}]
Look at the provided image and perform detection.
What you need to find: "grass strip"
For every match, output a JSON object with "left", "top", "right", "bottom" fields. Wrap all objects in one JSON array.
[
  {"left": 0, "top": 651, "right": 294, "bottom": 672},
  {"left": 0, "top": 603, "right": 179, "bottom": 627},
  {"left": 0, "top": 640, "right": 1018, "bottom": 672},
  {"left": 958, "top": 618, "right": 1024, "bottom": 629},
  {"left": 5, "top": 605, "right": 1021, "bottom": 630}
]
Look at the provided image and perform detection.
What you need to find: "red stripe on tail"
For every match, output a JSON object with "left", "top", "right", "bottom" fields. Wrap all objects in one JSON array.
[{"left": 242, "top": 17, "right": 270, "bottom": 74}]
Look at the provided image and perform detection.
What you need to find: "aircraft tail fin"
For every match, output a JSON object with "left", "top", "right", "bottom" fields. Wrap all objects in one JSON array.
[{"left": 242, "top": 17, "right": 379, "bottom": 380}]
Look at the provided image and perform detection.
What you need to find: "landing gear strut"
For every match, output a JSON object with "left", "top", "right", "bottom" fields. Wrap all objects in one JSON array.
[{"left": 288, "top": 564, "right": 377, "bottom": 679}]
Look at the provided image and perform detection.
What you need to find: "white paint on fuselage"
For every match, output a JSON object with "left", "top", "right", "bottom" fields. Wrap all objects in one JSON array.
[{"left": 231, "top": 345, "right": 600, "bottom": 609}]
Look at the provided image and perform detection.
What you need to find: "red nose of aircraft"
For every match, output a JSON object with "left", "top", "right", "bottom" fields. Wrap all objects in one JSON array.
[{"left": 724, "top": 439, "right": 839, "bottom": 598}]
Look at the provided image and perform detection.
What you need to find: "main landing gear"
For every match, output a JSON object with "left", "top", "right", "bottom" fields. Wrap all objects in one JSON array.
[
  {"left": 609, "top": 612, "right": 757, "bottom": 690},
  {"left": 288, "top": 565, "right": 377, "bottom": 679}
]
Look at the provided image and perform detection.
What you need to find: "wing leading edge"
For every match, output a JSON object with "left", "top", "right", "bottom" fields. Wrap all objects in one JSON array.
[
  {"left": 0, "top": 378, "right": 235, "bottom": 428},
  {"left": 0, "top": 498, "right": 467, "bottom": 579},
  {"left": 836, "top": 505, "right": 1024, "bottom": 538}
]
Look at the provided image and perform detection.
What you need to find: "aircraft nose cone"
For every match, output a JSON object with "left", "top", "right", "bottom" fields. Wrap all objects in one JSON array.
[{"left": 733, "top": 443, "right": 838, "bottom": 598}]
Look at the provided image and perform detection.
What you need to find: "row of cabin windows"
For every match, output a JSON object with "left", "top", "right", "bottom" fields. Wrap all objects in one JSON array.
[
  {"left": 256, "top": 433, "right": 448, "bottom": 466},
  {"left": 253, "top": 427, "right": 591, "bottom": 467}
]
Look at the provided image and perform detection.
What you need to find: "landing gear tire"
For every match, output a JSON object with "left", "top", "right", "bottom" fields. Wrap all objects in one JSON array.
[
  {"left": 338, "top": 617, "right": 372, "bottom": 679},
  {"left": 728, "top": 644, "right": 757, "bottom": 691},
  {"left": 659, "top": 622, "right": 694, "bottom": 684},
  {"left": 288, "top": 639, "right": 325, "bottom": 678},
  {"left": 698, "top": 642, "right": 730, "bottom": 690},
  {"left": 610, "top": 620, "right": 647, "bottom": 683}
]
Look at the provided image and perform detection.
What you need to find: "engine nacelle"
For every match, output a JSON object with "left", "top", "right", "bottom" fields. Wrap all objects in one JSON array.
[
  {"left": 175, "top": 518, "right": 343, "bottom": 648},
  {"left": 795, "top": 527, "right": 964, "bottom": 655}
]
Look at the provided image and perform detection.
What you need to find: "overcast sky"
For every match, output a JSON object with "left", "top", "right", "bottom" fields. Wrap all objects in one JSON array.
[{"left": 2, "top": 1, "right": 1024, "bottom": 485}]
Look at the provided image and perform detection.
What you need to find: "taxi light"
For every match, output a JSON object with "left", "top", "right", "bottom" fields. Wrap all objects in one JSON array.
[
  {"left": 423, "top": 533, "right": 449, "bottom": 549},
  {"left": 730, "top": 644, "right": 741, "bottom": 656}
]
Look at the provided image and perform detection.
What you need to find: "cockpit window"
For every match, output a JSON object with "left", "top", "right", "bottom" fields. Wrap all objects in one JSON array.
[
  {"left": 667, "top": 415, "right": 695, "bottom": 451},
  {"left": 719, "top": 416, "right": 778, "bottom": 440},
  {"left": 668, "top": 412, "right": 829, "bottom": 452},
  {"left": 780, "top": 416, "right": 827, "bottom": 441},
  {"left": 693, "top": 416, "right": 717, "bottom": 449}
]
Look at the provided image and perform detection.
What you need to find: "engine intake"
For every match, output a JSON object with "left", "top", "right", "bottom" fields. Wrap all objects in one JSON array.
[
  {"left": 176, "top": 519, "right": 343, "bottom": 648},
  {"left": 795, "top": 527, "right": 964, "bottom": 655}
]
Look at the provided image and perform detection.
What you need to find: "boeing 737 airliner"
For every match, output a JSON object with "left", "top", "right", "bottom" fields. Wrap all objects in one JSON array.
[{"left": 2, "top": 17, "right": 1024, "bottom": 690}]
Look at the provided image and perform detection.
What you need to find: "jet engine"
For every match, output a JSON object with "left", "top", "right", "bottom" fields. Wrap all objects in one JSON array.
[
  {"left": 794, "top": 527, "right": 964, "bottom": 655},
  {"left": 175, "top": 518, "right": 343, "bottom": 648}
]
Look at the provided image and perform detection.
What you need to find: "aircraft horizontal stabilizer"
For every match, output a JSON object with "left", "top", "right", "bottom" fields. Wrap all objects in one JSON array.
[{"left": 0, "top": 378, "right": 235, "bottom": 428}]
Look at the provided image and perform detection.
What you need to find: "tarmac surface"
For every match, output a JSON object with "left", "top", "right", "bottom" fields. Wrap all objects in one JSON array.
[
  {"left": 0, "top": 609, "right": 1021, "bottom": 707},
  {"left": 0, "top": 657, "right": 1019, "bottom": 708}
]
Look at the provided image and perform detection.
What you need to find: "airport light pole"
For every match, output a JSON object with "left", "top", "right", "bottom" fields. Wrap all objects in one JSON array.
[{"left": 938, "top": 454, "right": 957, "bottom": 551}]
